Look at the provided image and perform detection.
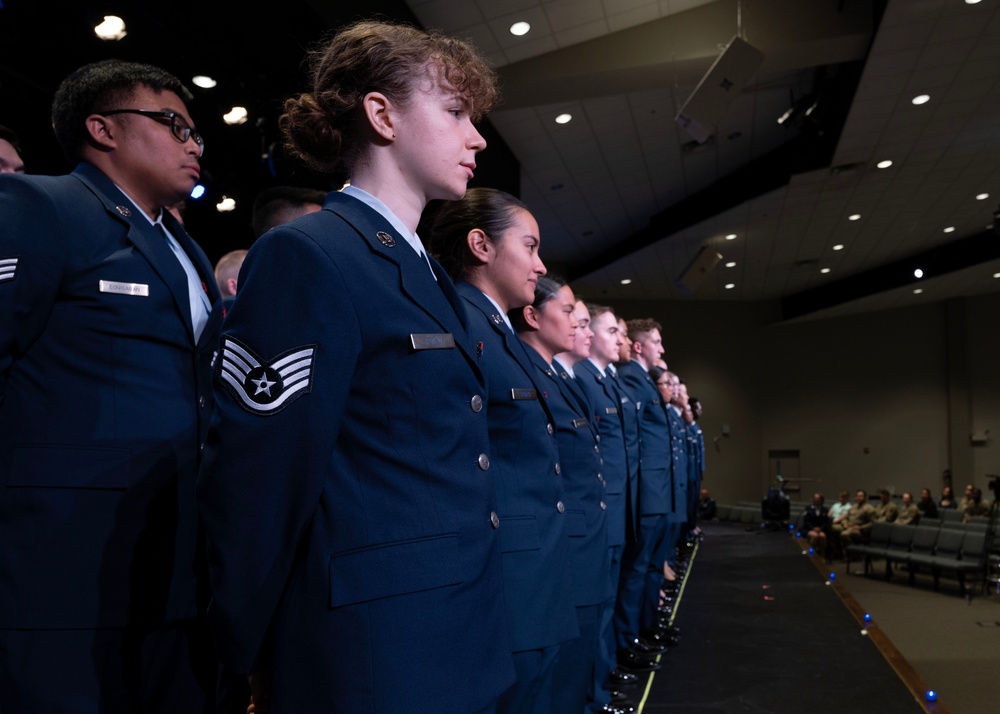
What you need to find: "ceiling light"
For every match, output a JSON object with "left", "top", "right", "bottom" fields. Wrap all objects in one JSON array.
[
  {"left": 914, "top": 268, "right": 924, "bottom": 279},
  {"left": 725, "top": 262, "right": 736, "bottom": 268},
  {"left": 911, "top": 94, "right": 930, "bottom": 105},
  {"left": 216, "top": 196, "right": 236, "bottom": 212},
  {"left": 192, "top": 75, "right": 217, "bottom": 89},
  {"left": 725, "top": 233, "right": 737, "bottom": 240},
  {"left": 620, "top": 279, "right": 632, "bottom": 285},
  {"left": 820, "top": 268, "right": 831, "bottom": 274},
  {"left": 725, "top": 283, "right": 735, "bottom": 289},
  {"left": 189, "top": 184, "right": 206, "bottom": 199},
  {"left": 976, "top": 193, "right": 989, "bottom": 200},
  {"left": 555, "top": 113, "right": 572, "bottom": 125},
  {"left": 510, "top": 21, "right": 530, "bottom": 36},
  {"left": 993, "top": 273, "right": 1000, "bottom": 279},
  {"left": 223, "top": 107, "right": 248, "bottom": 125},
  {"left": 943, "top": 226, "right": 955, "bottom": 233},
  {"left": 876, "top": 160, "right": 893, "bottom": 169},
  {"left": 966, "top": 0, "right": 982, "bottom": 5},
  {"left": 832, "top": 244, "right": 844, "bottom": 251},
  {"left": 913, "top": 288, "right": 924, "bottom": 294},
  {"left": 94, "top": 15, "right": 126, "bottom": 40},
  {"left": 848, "top": 214, "right": 861, "bottom": 221}
]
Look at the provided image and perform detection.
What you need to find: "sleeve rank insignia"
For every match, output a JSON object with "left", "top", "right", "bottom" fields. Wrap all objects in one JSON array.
[
  {"left": 219, "top": 336, "right": 316, "bottom": 415},
  {"left": 0, "top": 257, "right": 18, "bottom": 283}
]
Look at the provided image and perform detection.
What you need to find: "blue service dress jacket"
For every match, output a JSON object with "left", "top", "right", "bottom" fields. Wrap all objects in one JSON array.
[
  {"left": 616, "top": 360, "right": 672, "bottom": 516},
  {"left": 0, "top": 162, "right": 222, "bottom": 630},
  {"left": 455, "top": 282, "right": 579, "bottom": 653},
  {"left": 534, "top": 355, "right": 610, "bottom": 607},
  {"left": 575, "top": 359, "right": 638, "bottom": 548},
  {"left": 197, "top": 192, "right": 514, "bottom": 713},
  {"left": 666, "top": 405, "right": 689, "bottom": 520}
]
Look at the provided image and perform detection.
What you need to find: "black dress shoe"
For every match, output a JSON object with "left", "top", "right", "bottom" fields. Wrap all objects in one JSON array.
[
  {"left": 616, "top": 649, "right": 661, "bottom": 672},
  {"left": 606, "top": 668, "right": 638, "bottom": 686},
  {"left": 654, "top": 623, "right": 681, "bottom": 637},
  {"left": 609, "top": 689, "right": 629, "bottom": 702},
  {"left": 641, "top": 631, "right": 680, "bottom": 648},
  {"left": 629, "top": 637, "right": 666, "bottom": 655},
  {"left": 601, "top": 704, "right": 636, "bottom": 714}
]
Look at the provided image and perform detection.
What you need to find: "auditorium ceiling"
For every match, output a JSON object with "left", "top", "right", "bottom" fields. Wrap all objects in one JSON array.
[{"left": 2, "top": 0, "right": 998, "bottom": 320}]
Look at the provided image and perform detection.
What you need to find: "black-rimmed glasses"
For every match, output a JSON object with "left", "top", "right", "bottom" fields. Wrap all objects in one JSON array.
[{"left": 98, "top": 109, "right": 205, "bottom": 154}]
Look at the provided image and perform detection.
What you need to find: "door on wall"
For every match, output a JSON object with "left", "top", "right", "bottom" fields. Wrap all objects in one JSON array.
[{"left": 767, "top": 449, "right": 801, "bottom": 497}]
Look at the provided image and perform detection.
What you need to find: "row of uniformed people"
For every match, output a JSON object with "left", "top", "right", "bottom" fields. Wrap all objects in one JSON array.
[{"left": 428, "top": 187, "right": 707, "bottom": 713}]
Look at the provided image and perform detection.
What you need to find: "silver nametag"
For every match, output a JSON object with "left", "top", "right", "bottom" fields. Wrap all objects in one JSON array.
[
  {"left": 572, "top": 418, "right": 589, "bottom": 428},
  {"left": 99, "top": 280, "right": 149, "bottom": 297},
  {"left": 511, "top": 388, "right": 538, "bottom": 400},
  {"left": 605, "top": 407, "right": 619, "bottom": 415},
  {"left": 409, "top": 333, "right": 455, "bottom": 350}
]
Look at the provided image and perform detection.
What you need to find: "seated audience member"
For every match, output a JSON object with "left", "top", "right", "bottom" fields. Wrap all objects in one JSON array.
[
  {"left": 895, "top": 492, "right": 919, "bottom": 525},
  {"left": 938, "top": 485, "right": 957, "bottom": 510},
  {"left": 963, "top": 487, "right": 991, "bottom": 523},
  {"left": 801, "top": 493, "right": 830, "bottom": 559},
  {"left": 828, "top": 490, "right": 852, "bottom": 558},
  {"left": 697, "top": 488, "right": 716, "bottom": 520},
  {"left": 839, "top": 490, "right": 877, "bottom": 550},
  {"left": 873, "top": 489, "right": 898, "bottom": 523},
  {"left": 916, "top": 488, "right": 938, "bottom": 519},
  {"left": 958, "top": 483, "right": 975, "bottom": 512}
]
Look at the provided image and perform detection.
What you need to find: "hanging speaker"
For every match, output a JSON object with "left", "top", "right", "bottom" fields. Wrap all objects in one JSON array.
[
  {"left": 675, "top": 246, "right": 722, "bottom": 296},
  {"left": 675, "top": 35, "right": 765, "bottom": 143}
]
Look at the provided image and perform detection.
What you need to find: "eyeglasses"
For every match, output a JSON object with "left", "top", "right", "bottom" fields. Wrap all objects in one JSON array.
[{"left": 99, "top": 109, "right": 205, "bottom": 154}]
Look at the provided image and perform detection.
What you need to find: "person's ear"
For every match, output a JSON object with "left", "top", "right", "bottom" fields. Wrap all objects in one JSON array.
[
  {"left": 466, "top": 228, "right": 491, "bottom": 265},
  {"left": 521, "top": 304, "right": 542, "bottom": 330},
  {"left": 85, "top": 114, "right": 117, "bottom": 151},
  {"left": 362, "top": 92, "right": 396, "bottom": 142}
]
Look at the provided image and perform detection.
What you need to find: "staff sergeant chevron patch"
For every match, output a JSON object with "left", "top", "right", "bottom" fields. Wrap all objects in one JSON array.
[
  {"left": 0, "top": 257, "right": 18, "bottom": 283},
  {"left": 219, "top": 337, "right": 316, "bottom": 415}
]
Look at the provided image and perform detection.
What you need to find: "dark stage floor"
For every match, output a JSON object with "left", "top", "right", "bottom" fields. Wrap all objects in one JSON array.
[{"left": 632, "top": 521, "right": 929, "bottom": 714}]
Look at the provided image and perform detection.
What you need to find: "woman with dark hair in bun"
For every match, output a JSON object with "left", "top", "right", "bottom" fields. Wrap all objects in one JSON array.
[
  {"left": 430, "top": 188, "right": 578, "bottom": 714},
  {"left": 198, "top": 21, "right": 514, "bottom": 714}
]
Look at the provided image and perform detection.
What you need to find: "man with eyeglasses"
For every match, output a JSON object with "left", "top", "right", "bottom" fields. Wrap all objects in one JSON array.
[{"left": 0, "top": 60, "right": 220, "bottom": 712}]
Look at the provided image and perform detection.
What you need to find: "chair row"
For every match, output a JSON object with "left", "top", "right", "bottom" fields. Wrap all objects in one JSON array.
[{"left": 845, "top": 522, "right": 992, "bottom": 595}]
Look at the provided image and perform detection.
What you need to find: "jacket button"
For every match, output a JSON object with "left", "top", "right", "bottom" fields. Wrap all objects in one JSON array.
[
  {"left": 556, "top": 501, "right": 565, "bottom": 513},
  {"left": 554, "top": 463, "right": 561, "bottom": 475},
  {"left": 547, "top": 423, "right": 554, "bottom": 435},
  {"left": 198, "top": 395, "right": 206, "bottom": 408},
  {"left": 601, "top": 501, "right": 607, "bottom": 510},
  {"left": 478, "top": 453, "right": 490, "bottom": 471},
  {"left": 490, "top": 511, "right": 500, "bottom": 529},
  {"left": 471, "top": 395, "right": 483, "bottom": 412}
]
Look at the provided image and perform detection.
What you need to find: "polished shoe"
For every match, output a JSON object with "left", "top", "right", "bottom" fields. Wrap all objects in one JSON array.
[
  {"left": 600, "top": 705, "right": 636, "bottom": 714},
  {"left": 609, "top": 689, "right": 629, "bottom": 702},
  {"left": 616, "top": 649, "right": 661, "bottom": 672},
  {"left": 654, "top": 623, "right": 681, "bottom": 636},
  {"left": 606, "top": 668, "right": 638, "bottom": 686},
  {"left": 600, "top": 704, "right": 636, "bottom": 714},
  {"left": 629, "top": 637, "right": 667, "bottom": 655},
  {"left": 641, "top": 631, "right": 680, "bottom": 648}
]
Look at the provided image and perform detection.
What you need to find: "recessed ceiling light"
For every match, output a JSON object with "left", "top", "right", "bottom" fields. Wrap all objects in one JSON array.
[
  {"left": 189, "top": 184, "right": 206, "bottom": 199},
  {"left": 976, "top": 193, "right": 989, "bottom": 200},
  {"left": 993, "top": 273, "right": 1000, "bottom": 279},
  {"left": 555, "top": 113, "right": 572, "bottom": 125},
  {"left": 820, "top": 268, "right": 831, "bottom": 274},
  {"left": 911, "top": 94, "right": 930, "bottom": 105},
  {"left": 966, "top": 0, "right": 982, "bottom": 5},
  {"left": 94, "top": 15, "right": 126, "bottom": 40},
  {"left": 725, "top": 261, "right": 736, "bottom": 268},
  {"left": 943, "top": 226, "right": 955, "bottom": 233},
  {"left": 216, "top": 196, "right": 236, "bottom": 213},
  {"left": 876, "top": 160, "right": 893, "bottom": 169},
  {"left": 725, "top": 283, "right": 735, "bottom": 289},
  {"left": 914, "top": 288, "right": 924, "bottom": 294},
  {"left": 510, "top": 21, "right": 531, "bottom": 36},
  {"left": 620, "top": 278, "right": 632, "bottom": 285},
  {"left": 914, "top": 268, "right": 924, "bottom": 279},
  {"left": 848, "top": 214, "right": 861, "bottom": 221},
  {"left": 192, "top": 75, "right": 217, "bottom": 89},
  {"left": 832, "top": 244, "right": 844, "bottom": 251},
  {"left": 223, "top": 106, "right": 249, "bottom": 125},
  {"left": 725, "top": 233, "right": 737, "bottom": 240}
]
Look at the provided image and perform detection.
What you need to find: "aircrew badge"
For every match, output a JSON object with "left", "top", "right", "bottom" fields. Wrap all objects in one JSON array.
[
  {"left": 115, "top": 205, "right": 131, "bottom": 217},
  {"left": 491, "top": 314, "right": 504, "bottom": 326},
  {"left": 376, "top": 231, "right": 396, "bottom": 248},
  {"left": 219, "top": 337, "right": 316, "bottom": 414}
]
